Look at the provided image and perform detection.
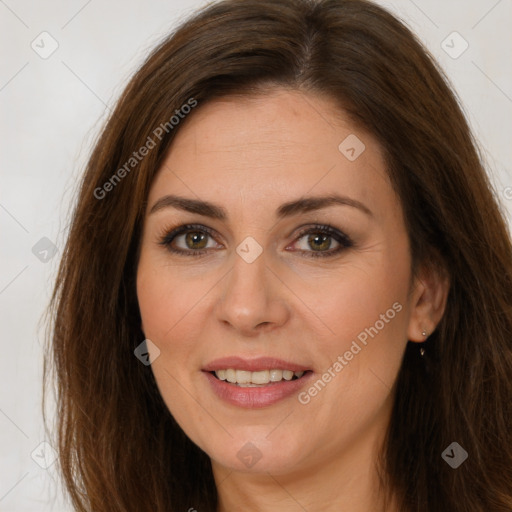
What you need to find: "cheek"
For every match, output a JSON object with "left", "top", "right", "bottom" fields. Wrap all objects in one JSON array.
[
  {"left": 136, "top": 258, "right": 210, "bottom": 430},
  {"left": 136, "top": 252, "right": 211, "bottom": 345},
  {"left": 297, "top": 242, "right": 411, "bottom": 413},
  {"left": 300, "top": 244, "right": 410, "bottom": 352}
]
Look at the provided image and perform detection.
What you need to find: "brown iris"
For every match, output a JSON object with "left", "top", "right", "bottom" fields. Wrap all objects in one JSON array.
[
  {"left": 185, "top": 231, "right": 208, "bottom": 250},
  {"left": 308, "top": 233, "right": 331, "bottom": 251}
]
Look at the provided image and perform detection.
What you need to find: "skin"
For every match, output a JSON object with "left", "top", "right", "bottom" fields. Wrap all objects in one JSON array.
[{"left": 136, "top": 88, "right": 450, "bottom": 512}]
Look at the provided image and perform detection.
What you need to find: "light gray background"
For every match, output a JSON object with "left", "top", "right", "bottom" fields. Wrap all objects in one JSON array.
[{"left": 1, "top": 0, "right": 511, "bottom": 510}]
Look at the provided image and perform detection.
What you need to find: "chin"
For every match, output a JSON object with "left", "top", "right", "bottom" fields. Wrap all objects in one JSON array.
[{"left": 203, "top": 428, "right": 308, "bottom": 475}]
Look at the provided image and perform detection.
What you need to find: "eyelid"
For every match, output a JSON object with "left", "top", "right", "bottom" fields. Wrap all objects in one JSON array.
[
  {"left": 157, "top": 223, "right": 224, "bottom": 252},
  {"left": 285, "top": 224, "right": 353, "bottom": 256},
  {"left": 290, "top": 223, "right": 352, "bottom": 244}
]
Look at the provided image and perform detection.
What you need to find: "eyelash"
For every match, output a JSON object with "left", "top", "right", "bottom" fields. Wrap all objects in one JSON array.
[{"left": 157, "top": 223, "right": 353, "bottom": 258}]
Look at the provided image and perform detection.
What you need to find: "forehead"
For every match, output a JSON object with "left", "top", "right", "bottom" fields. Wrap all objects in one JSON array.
[{"left": 148, "top": 88, "right": 395, "bottom": 221}]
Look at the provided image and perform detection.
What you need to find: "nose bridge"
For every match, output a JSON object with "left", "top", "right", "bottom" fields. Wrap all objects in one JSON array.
[{"left": 215, "top": 244, "right": 289, "bottom": 333}]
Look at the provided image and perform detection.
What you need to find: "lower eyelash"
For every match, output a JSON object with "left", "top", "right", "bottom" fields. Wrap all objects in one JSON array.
[
  {"left": 158, "top": 224, "right": 353, "bottom": 257},
  {"left": 169, "top": 247, "right": 209, "bottom": 257}
]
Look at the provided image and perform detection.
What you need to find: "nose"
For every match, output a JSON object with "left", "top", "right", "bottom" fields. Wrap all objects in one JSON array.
[{"left": 214, "top": 249, "right": 290, "bottom": 336}]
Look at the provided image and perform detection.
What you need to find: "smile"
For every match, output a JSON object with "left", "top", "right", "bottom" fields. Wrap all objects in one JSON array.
[
  {"left": 202, "top": 357, "right": 314, "bottom": 407},
  {"left": 212, "top": 369, "right": 306, "bottom": 386}
]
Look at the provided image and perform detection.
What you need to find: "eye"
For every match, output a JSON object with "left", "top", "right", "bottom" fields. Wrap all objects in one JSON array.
[
  {"left": 288, "top": 224, "right": 353, "bottom": 258},
  {"left": 158, "top": 223, "right": 353, "bottom": 258},
  {"left": 158, "top": 224, "right": 222, "bottom": 256}
]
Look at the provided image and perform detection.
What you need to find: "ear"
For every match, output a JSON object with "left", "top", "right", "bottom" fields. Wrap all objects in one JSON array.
[{"left": 407, "top": 261, "right": 450, "bottom": 342}]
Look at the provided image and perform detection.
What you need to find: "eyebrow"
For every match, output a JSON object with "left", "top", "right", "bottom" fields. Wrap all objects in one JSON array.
[{"left": 148, "top": 193, "right": 373, "bottom": 219}]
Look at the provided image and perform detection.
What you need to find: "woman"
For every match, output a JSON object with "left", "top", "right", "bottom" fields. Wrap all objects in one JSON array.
[{"left": 45, "top": 0, "right": 512, "bottom": 510}]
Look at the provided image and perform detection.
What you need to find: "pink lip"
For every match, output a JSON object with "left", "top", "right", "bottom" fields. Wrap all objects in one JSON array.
[
  {"left": 202, "top": 356, "right": 311, "bottom": 373},
  {"left": 203, "top": 371, "right": 314, "bottom": 408}
]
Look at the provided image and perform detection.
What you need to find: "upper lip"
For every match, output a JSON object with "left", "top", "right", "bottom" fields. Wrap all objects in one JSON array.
[{"left": 202, "top": 356, "right": 311, "bottom": 373}]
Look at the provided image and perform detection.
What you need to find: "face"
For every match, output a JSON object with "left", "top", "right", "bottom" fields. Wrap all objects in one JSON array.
[{"left": 136, "top": 88, "right": 418, "bottom": 477}]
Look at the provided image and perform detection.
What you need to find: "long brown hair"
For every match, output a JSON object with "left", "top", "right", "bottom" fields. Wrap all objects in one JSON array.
[{"left": 44, "top": 0, "right": 512, "bottom": 510}]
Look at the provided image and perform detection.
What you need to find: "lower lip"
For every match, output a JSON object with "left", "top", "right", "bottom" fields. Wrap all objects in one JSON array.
[{"left": 203, "top": 371, "right": 314, "bottom": 408}]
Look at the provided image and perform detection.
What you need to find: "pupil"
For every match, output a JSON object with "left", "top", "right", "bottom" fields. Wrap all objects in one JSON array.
[
  {"left": 308, "top": 233, "right": 330, "bottom": 251},
  {"left": 186, "top": 232, "right": 207, "bottom": 249}
]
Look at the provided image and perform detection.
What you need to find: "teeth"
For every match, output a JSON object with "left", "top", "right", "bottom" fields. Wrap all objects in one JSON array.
[
  {"left": 216, "top": 369, "right": 227, "bottom": 380},
  {"left": 236, "top": 370, "right": 251, "bottom": 384},
  {"left": 269, "top": 369, "right": 283, "bottom": 382},
  {"left": 214, "top": 369, "right": 305, "bottom": 385},
  {"left": 251, "top": 370, "right": 269, "bottom": 384},
  {"left": 283, "top": 370, "right": 294, "bottom": 381}
]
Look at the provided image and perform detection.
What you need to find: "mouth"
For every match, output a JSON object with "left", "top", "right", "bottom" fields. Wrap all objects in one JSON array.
[
  {"left": 208, "top": 369, "right": 312, "bottom": 387},
  {"left": 202, "top": 357, "right": 314, "bottom": 408}
]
